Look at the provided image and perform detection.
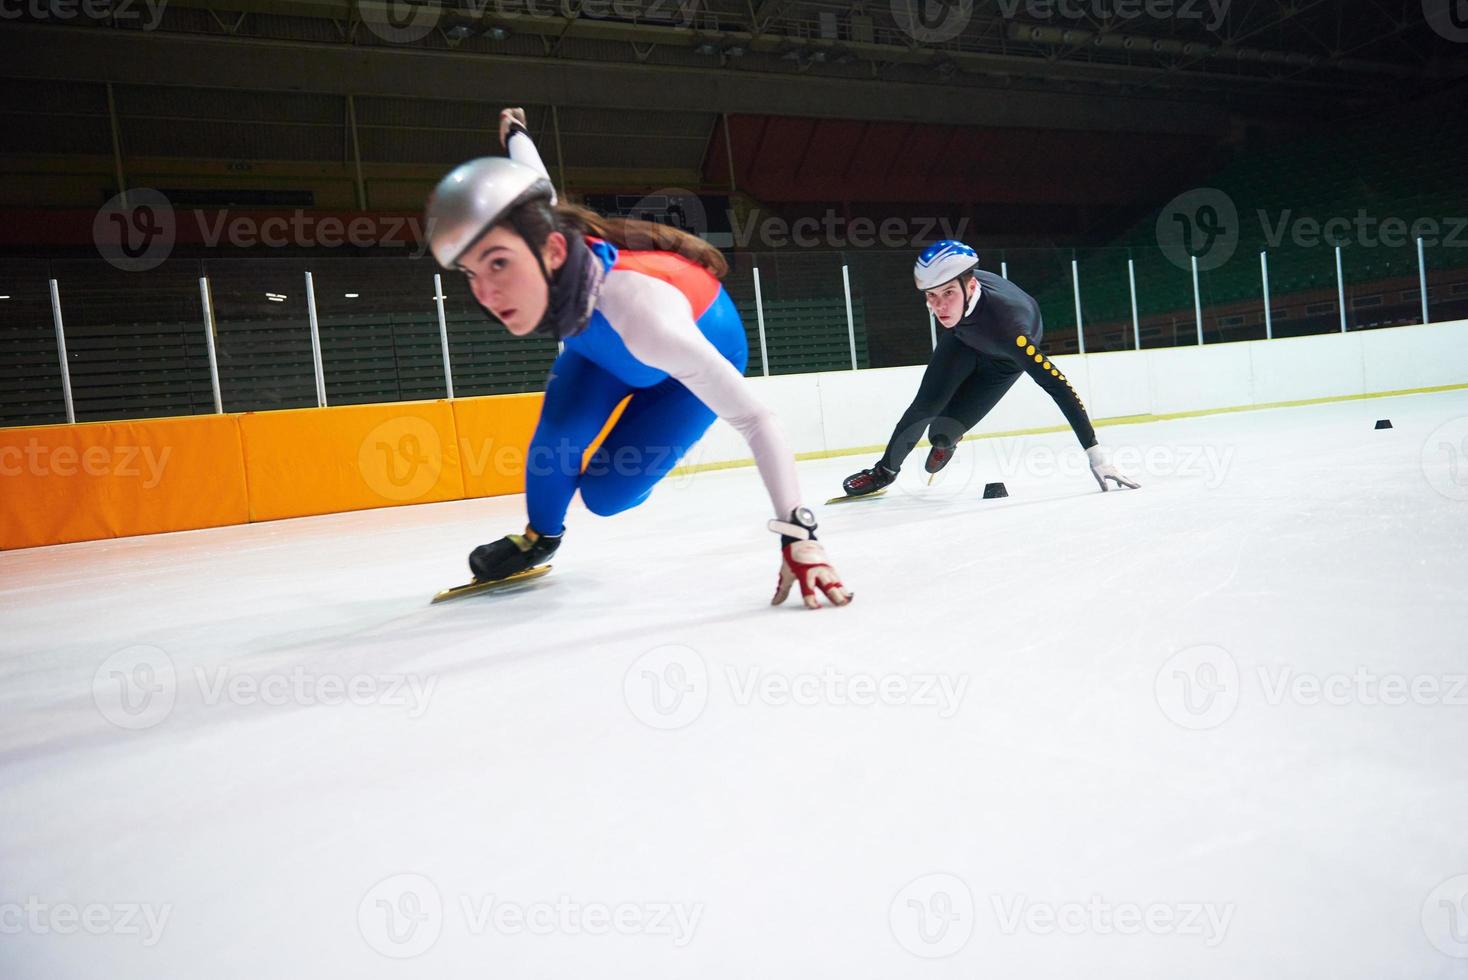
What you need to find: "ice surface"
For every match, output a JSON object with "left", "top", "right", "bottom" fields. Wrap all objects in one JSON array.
[{"left": 3, "top": 390, "right": 1468, "bottom": 979}]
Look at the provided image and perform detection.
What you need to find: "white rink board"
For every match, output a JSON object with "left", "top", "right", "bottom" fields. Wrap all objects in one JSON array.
[{"left": 692, "top": 320, "right": 1467, "bottom": 466}]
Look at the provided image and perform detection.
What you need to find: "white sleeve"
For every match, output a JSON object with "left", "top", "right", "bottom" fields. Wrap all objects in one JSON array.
[
  {"left": 506, "top": 129, "right": 555, "bottom": 200},
  {"left": 599, "top": 271, "right": 802, "bottom": 519}
]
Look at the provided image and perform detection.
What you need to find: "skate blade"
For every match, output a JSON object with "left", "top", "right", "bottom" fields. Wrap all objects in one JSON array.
[
  {"left": 824, "top": 489, "right": 888, "bottom": 505},
  {"left": 431, "top": 564, "right": 552, "bottom": 604}
]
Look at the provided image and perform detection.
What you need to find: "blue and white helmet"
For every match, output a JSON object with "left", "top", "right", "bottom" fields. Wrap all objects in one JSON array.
[{"left": 914, "top": 240, "right": 979, "bottom": 291}]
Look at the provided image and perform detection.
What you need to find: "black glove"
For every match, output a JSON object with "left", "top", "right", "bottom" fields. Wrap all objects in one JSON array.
[{"left": 469, "top": 527, "right": 561, "bottom": 582}]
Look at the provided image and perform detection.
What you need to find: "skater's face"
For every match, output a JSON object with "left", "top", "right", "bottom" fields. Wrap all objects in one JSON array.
[
  {"left": 924, "top": 276, "right": 977, "bottom": 328},
  {"left": 457, "top": 226, "right": 568, "bottom": 336}
]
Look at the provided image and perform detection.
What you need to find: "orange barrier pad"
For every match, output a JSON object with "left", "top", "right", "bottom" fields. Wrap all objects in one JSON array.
[
  {"left": 452, "top": 393, "right": 547, "bottom": 499},
  {"left": 0, "top": 415, "right": 249, "bottom": 550},
  {"left": 238, "top": 401, "right": 465, "bottom": 523}
]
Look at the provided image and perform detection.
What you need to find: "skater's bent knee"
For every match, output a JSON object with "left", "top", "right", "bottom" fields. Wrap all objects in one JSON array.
[{"left": 579, "top": 479, "right": 647, "bottom": 517}]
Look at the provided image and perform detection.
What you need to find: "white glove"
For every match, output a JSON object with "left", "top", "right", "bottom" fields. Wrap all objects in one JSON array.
[
  {"left": 768, "top": 508, "right": 851, "bottom": 610},
  {"left": 498, "top": 107, "right": 528, "bottom": 150},
  {"left": 773, "top": 540, "right": 852, "bottom": 610},
  {"left": 1086, "top": 444, "right": 1139, "bottom": 491}
]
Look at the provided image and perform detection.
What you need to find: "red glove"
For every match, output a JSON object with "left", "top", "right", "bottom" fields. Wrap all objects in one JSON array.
[{"left": 773, "top": 539, "right": 852, "bottom": 609}]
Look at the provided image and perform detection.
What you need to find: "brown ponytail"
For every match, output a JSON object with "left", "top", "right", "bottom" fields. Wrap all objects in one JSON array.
[{"left": 554, "top": 203, "right": 728, "bottom": 279}]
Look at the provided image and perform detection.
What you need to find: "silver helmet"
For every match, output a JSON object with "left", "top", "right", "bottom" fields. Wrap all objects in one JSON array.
[{"left": 424, "top": 156, "right": 557, "bottom": 269}]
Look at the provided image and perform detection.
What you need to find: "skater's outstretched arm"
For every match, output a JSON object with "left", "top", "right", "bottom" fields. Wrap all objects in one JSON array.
[
  {"left": 599, "top": 273, "right": 850, "bottom": 608},
  {"left": 599, "top": 270, "right": 800, "bottom": 519},
  {"left": 1007, "top": 328, "right": 1097, "bottom": 449},
  {"left": 501, "top": 108, "right": 554, "bottom": 191}
]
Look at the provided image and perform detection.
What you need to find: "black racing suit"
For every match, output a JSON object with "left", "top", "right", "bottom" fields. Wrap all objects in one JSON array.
[{"left": 879, "top": 270, "right": 1097, "bottom": 472}]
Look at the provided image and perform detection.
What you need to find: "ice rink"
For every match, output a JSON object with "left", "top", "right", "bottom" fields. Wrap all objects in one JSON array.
[{"left": 3, "top": 388, "right": 1468, "bottom": 979}]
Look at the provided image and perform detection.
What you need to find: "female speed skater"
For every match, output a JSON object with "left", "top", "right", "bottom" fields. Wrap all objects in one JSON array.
[
  {"left": 425, "top": 109, "right": 850, "bottom": 609},
  {"left": 841, "top": 240, "right": 1138, "bottom": 497}
]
